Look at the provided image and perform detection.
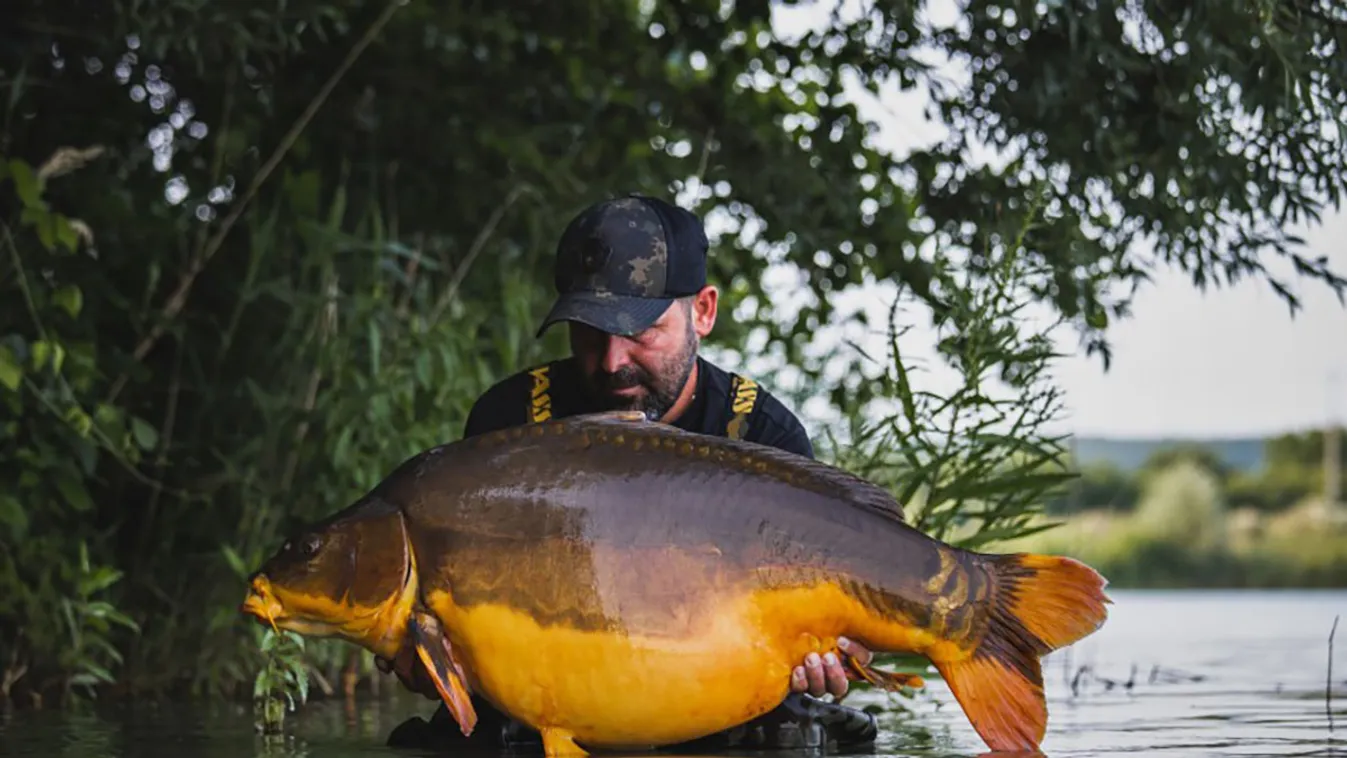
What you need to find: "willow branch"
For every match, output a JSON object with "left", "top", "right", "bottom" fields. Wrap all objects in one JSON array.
[{"left": 428, "top": 183, "right": 532, "bottom": 324}]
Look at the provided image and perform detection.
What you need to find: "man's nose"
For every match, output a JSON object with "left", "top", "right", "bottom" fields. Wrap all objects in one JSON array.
[{"left": 600, "top": 335, "right": 633, "bottom": 374}]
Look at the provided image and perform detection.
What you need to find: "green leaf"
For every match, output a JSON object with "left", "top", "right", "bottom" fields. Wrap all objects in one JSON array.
[
  {"left": 8, "top": 158, "right": 42, "bottom": 209},
  {"left": 87, "top": 636, "right": 125, "bottom": 663},
  {"left": 64, "top": 405, "right": 93, "bottom": 437},
  {"left": 295, "top": 669, "right": 309, "bottom": 704},
  {"left": 30, "top": 340, "right": 66, "bottom": 374},
  {"left": 368, "top": 320, "right": 381, "bottom": 375},
  {"left": 286, "top": 170, "right": 321, "bottom": 218},
  {"left": 20, "top": 206, "right": 57, "bottom": 250},
  {"left": 332, "top": 425, "right": 353, "bottom": 463},
  {"left": 55, "top": 472, "right": 94, "bottom": 513},
  {"left": 108, "top": 610, "right": 140, "bottom": 632},
  {"left": 81, "top": 663, "right": 115, "bottom": 684},
  {"left": 78, "top": 568, "right": 124, "bottom": 597},
  {"left": 0, "top": 345, "right": 23, "bottom": 391},
  {"left": 82, "top": 600, "right": 116, "bottom": 617},
  {"left": 415, "top": 352, "right": 431, "bottom": 386},
  {"left": 130, "top": 416, "right": 159, "bottom": 451},
  {"left": 52, "top": 285, "right": 83, "bottom": 318},
  {"left": 55, "top": 215, "right": 81, "bottom": 252},
  {"left": 938, "top": 471, "right": 1077, "bottom": 502},
  {"left": 221, "top": 545, "right": 249, "bottom": 578},
  {"left": 957, "top": 519, "right": 1063, "bottom": 551},
  {"left": 0, "top": 494, "right": 27, "bottom": 538},
  {"left": 68, "top": 672, "right": 106, "bottom": 687}
]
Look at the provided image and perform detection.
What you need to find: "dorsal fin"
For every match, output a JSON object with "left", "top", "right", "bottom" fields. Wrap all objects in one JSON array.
[{"left": 562, "top": 412, "right": 909, "bottom": 525}]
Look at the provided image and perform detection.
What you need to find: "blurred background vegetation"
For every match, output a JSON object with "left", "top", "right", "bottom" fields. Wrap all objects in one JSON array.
[
  {"left": 1, "top": 0, "right": 1344, "bottom": 716},
  {"left": 999, "top": 427, "right": 1347, "bottom": 589}
]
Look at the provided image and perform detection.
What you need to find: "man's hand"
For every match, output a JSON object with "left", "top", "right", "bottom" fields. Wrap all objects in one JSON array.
[{"left": 790, "top": 636, "right": 872, "bottom": 699}]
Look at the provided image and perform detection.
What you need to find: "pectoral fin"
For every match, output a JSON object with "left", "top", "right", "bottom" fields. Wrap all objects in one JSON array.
[
  {"left": 842, "top": 652, "right": 925, "bottom": 692},
  {"left": 541, "top": 727, "right": 589, "bottom": 757},
  {"left": 410, "top": 609, "right": 477, "bottom": 736}
]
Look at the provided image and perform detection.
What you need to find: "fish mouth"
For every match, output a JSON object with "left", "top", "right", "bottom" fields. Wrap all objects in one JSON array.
[{"left": 240, "top": 574, "right": 285, "bottom": 633}]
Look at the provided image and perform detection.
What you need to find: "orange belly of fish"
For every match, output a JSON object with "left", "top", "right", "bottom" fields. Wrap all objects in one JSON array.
[{"left": 423, "top": 582, "right": 944, "bottom": 752}]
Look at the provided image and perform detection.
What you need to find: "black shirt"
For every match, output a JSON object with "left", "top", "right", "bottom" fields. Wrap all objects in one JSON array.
[{"left": 463, "top": 355, "right": 815, "bottom": 459}]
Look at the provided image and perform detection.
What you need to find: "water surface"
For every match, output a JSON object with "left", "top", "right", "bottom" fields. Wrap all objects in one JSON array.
[{"left": 1, "top": 589, "right": 1343, "bottom": 757}]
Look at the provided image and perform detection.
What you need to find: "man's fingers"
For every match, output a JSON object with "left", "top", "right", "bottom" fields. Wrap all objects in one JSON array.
[
  {"left": 795, "top": 643, "right": 874, "bottom": 700},
  {"left": 838, "top": 636, "right": 873, "bottom": 666},
  {"left": 804, "top": 652, "right": 827, "bottom": 697},
  {"left": 822, "top": 652, "right": 849, "bottom": 697}
]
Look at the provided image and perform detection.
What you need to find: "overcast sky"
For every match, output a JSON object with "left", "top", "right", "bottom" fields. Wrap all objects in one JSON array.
[
  {"left": 755, "top": 0, "right": 1347, "bottom": 439},
  {"left": 1046, "top": 214, "right": 1346, "bottom": 438}
]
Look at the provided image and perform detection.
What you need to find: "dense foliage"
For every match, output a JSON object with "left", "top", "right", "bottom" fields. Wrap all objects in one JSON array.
[{"left": 1, "top": 0, "right": 1343, "bottom": 707}]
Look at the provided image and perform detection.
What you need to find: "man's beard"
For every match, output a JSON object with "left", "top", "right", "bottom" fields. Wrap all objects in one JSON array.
[{"left": 585, "top": 327, "right": 698, "bottom": 420}]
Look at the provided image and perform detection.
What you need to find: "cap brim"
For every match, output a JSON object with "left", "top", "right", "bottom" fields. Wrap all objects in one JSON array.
[{"left": 536, "top": 291, "right": 675, "bottom": 338}]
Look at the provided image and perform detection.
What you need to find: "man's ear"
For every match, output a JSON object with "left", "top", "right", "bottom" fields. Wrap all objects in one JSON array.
[{"left": 691, "top": 285, "right": 718, "bottom": 338}]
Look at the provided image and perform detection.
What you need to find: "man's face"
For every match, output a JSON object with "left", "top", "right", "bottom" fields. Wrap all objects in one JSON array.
[{"left": 569, "top": 287, "right": 717, "bottom": 419}]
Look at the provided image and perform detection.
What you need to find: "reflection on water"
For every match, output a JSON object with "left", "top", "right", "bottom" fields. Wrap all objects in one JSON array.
[{"left": 1, "top": 590, "right": 1343, "bottom": 758}]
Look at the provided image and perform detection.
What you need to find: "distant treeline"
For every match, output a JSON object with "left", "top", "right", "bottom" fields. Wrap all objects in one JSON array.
[
  {"left": 1051, "top": 427, "right": 1345, "bottom": 516},
  {"left": 1072, "top": 436, "right": 1267, "bottom": 473},
  {"left": 1001, "top": 427, "right": 1347, "bottom": 589}
]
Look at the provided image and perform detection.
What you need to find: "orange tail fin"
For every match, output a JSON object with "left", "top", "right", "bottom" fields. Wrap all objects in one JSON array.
[{"left": 931, "top": 553, "right": 1110, "bottom": 753}]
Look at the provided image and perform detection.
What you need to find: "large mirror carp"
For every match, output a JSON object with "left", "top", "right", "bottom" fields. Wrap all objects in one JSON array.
[{"left": 240, "top": 411, "right": 1109, "bottom": 756}]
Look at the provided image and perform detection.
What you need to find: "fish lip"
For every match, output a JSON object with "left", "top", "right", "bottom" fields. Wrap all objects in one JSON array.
[
  {"left": 238, "top": 592, "right": 277, "bottom": 619},
  {"left": 239, "top": 574, "right": 285, "bottom": 632}
]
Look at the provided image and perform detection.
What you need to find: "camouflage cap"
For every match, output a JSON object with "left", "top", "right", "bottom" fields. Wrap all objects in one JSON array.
[{"left": 536, "top": 193, "right": 708, "bottom": 338}]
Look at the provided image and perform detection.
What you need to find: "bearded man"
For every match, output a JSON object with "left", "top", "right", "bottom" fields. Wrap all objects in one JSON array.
[{"left": 387, "top": 193, "right": 880, "bottom": 753}]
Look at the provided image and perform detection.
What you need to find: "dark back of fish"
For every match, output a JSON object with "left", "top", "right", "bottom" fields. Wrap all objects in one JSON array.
[{"left": 378, "top": 415, "right": 951, "bottom": 635}]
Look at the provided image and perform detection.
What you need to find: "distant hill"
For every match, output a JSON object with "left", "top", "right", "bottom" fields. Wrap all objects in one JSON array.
[{"left": 1070, "top": 436, "right": 1268, "bottom": 473}]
